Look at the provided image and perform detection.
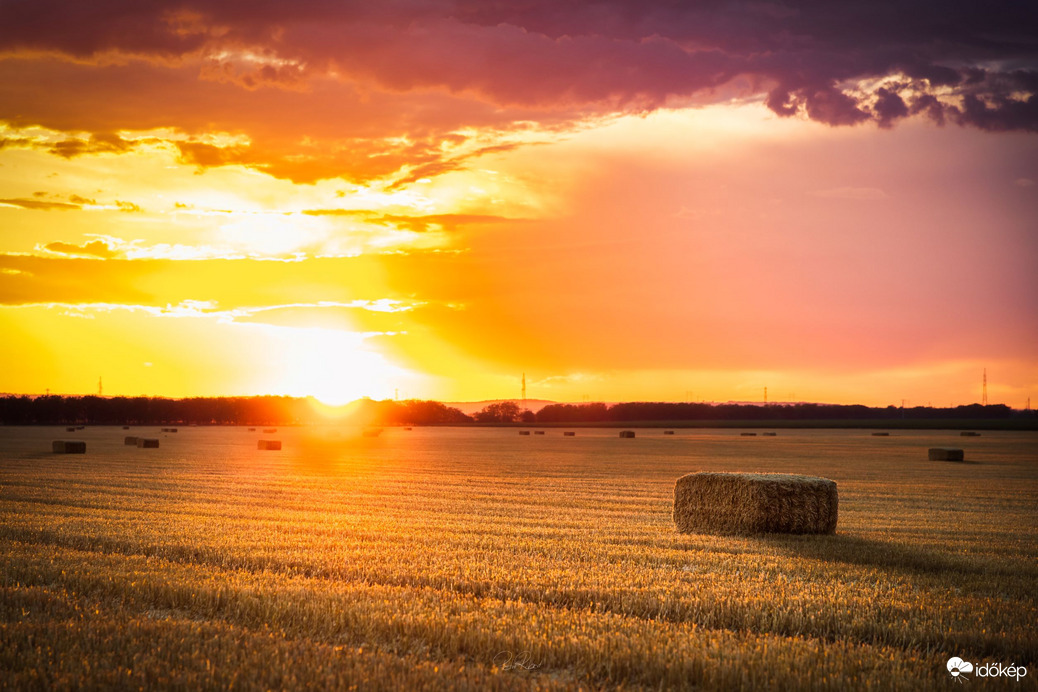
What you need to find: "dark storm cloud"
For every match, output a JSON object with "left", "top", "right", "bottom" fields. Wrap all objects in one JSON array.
[{"left": 0, "top": 0, "right": 1034, "bottom": 181}]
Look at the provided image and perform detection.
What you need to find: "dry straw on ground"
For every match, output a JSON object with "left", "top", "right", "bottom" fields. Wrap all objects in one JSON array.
[{"left": 674, "top": 472, "right": 838, "bottom": 535}]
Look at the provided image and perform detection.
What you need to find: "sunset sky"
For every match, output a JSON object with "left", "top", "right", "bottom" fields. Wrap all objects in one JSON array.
[{"left": 1, "top": 1, "right": 1035, "bottom": 407}]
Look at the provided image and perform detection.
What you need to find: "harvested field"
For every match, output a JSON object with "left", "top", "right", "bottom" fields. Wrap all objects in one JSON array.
[{"left": 1, "top": 426, "right": 1035, "bottom": 690}]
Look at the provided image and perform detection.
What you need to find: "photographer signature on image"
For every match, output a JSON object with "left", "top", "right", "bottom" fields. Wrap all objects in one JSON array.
[{"left": 494, "top": 650, "right": 541, "bottom": 671}]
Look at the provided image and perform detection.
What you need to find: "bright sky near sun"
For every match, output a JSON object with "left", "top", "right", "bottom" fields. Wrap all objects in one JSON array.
[{"left": 0, "top": 1, "right": 1036, "bottom": 407}]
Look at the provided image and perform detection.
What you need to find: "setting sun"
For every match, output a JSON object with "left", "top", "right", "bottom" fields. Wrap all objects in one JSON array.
[{"left": 261, "top": 326, "right": 411, "bottom": 406}]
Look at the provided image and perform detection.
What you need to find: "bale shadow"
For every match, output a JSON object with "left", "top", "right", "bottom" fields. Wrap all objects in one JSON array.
[{"left": 757, "top": 532, "right": 1022, "bottom": 579}]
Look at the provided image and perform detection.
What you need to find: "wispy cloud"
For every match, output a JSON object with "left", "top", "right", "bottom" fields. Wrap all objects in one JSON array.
[{"left": 2, "top": 193, "right": 143, "bottom": 213}]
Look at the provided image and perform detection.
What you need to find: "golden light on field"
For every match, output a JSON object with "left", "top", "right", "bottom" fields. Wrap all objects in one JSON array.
[{"left": 2, "top": 426, "right": 1036, "bottom": 688}]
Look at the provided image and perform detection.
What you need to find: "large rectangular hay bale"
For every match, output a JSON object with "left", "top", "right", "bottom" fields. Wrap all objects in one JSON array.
[
  {"left": 519, "top": 430, "right": 531, "bottom": 436},
  {"left": 960, "top": 431, "right": 981, "bottom": 437},
  {"left": 929, "top": 447, "right": 965, "bottom": 461},
  {"left": 674, "top": 472, "right": 838, "bottom": 535},
  {"left": 563, "top": 431, "right": 576, "bottom": 437},
  {"left": 258, "top": 440, "right": 282, "bottom": 450},
  {"left": 124, "top": 436, "right": 139, "bottom": 445},
  {"left": 136, "top": 438, "right": 159, "bottom": 448},
  {"left": 262, "top": 428, "right": 277, "bottom": 433},
  {"left": 871, "top": 432, "right": 890, "bottom": 436},
  {"left": 52, "top": 441, "right": 86, "bottom": 454},
  {"left": 663, "top": 430, "right": 675, "bottom": 435},
  {"left": 619, "top": 430, "right": 635, "bottom": 438}
]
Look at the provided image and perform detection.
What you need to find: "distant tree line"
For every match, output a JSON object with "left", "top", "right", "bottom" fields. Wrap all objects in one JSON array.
[
  {"left": 0, "top": 395, "right": 470, "bottom": 426},
  {"left": 0, "top": 395, "right": 1033, "bottom": 428},
  {"left": 533, "top": 401, "right": 1027, "bottom": 424}
]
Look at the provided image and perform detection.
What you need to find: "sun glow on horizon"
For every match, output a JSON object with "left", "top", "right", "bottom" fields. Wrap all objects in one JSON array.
[{"left": 256, "top": 326, "right": 413, "bottom": 406}]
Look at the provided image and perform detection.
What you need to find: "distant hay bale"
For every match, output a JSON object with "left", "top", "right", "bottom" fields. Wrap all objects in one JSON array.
[
  {"left": 960, "top": 431, "right": 981, "bottom": 437},
  {"left": 52, "top": 441, "right": 86, "bottom": 454},
  {"left": 674, "top": 472, "right": 838, "bottom": 535},
  {"left": 663, "top": 430, "right": 675, "bottom": 435},
  {"left": 263, "top": 428, "right": 277, "bottom": 433},
  {"left": 519, "top": 430, "right": 531, "bottom": 436},
  {"left": 740, "top": 432, "right": 757, "bottom": 437},
  {"left": 122, "top": 426, "right": 130, "bottom": 430},
  {"left": 124, "top": 436, "right": 139, "bottom": 446},
  {"left": 763, "top": 432, "right": 778, "bottom": 437},
  {"left": 161, "top": 427, "right": 178, "bottom": 433},
  {"left": 404, "top": 427, "right": 413, "bottom": 431},
  {"left": 65, "top": 427, "right": 76, "bottom": 432},
  {"left": 248, "top": 427, "right": 256, "bottom": 432},
  {"left": 871, "top": 432, "right": 890, "bottom": 436},
  {"left": 534, "top": 431, "right": 545, "bottom": 435},
  {"left": 929, "top": 447, "right": 965, "bottom": 461},
  {"left": 75, "top": 426, "right": 85, "bottom": 431},
  {"left": 257, "top": 440, "right": 282, "bottom": 450},
  {"left": 136, "top": 438, "right": 159, "bottom": 449},
  {"left": 564, "top": 431, "right": 576, "bottom": 437},
  {"left": 619, "top": 430, "right": 635, "bottom": 438}
]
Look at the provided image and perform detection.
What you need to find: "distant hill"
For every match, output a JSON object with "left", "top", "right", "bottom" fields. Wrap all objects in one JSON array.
[{"left": 446, "top": 399, "right": 556, "bottom": 415}]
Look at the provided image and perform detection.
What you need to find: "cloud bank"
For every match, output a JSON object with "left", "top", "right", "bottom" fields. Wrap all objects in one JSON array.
[{"left": 0, "top": 1, "right": 1034, "bottom": 184}]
